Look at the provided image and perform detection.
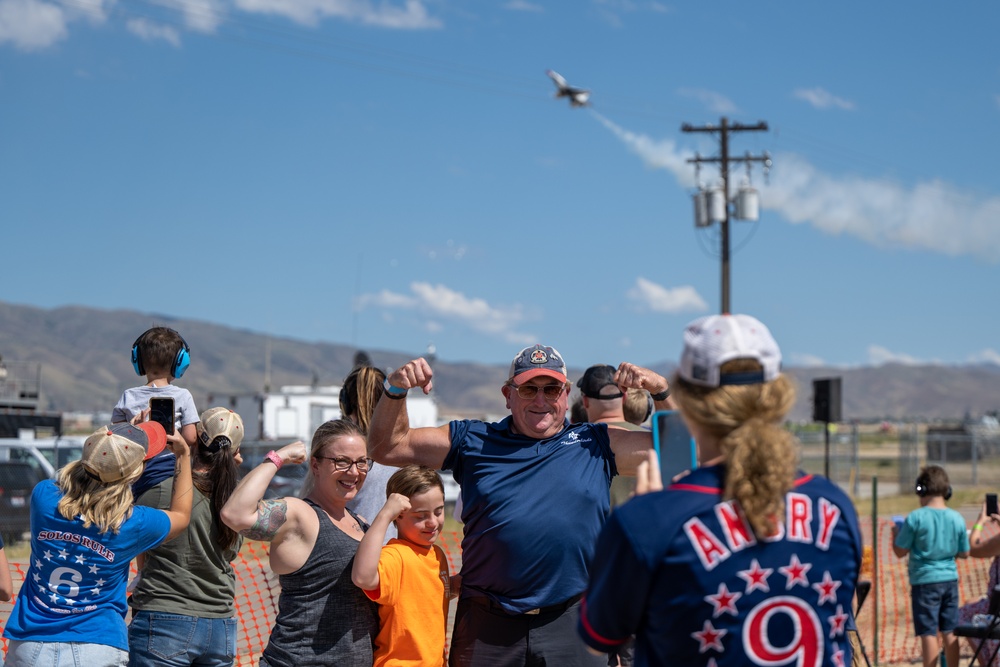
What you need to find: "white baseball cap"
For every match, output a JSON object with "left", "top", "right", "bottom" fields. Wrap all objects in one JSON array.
[{"left": 678, "top": 314, "right": 782, "bottom": 388}]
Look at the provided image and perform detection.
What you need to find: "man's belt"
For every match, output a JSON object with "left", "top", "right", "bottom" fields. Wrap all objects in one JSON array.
[{"left": 467, "top": 593, "right": 583, "bottom": 617}]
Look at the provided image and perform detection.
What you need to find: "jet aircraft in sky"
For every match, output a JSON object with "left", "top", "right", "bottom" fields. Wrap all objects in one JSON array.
[{"left": 546, "top": 70, "right": 590, "bottom": 108}]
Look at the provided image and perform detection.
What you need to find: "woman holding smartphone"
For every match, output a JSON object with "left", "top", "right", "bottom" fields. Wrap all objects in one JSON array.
[
  {"left": 3, "top": 422, "right": 191, "bottom": 667},
  {"left": 958, "top": 496, "right": 1000, "bottom": 666}
]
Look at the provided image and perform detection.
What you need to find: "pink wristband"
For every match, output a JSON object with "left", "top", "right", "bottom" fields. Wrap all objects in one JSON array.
[{"left": 264, "top": 450, "right": 284, "bottom": 470}]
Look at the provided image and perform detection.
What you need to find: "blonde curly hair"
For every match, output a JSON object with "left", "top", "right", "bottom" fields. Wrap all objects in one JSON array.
[{"left": 671, "top": 358, "right": 798, "bottom": 539}]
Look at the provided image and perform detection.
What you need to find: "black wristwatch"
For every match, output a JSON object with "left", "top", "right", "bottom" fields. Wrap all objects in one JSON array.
[{"left": 650, "top": 388, "right": 670, "bottom": 401}]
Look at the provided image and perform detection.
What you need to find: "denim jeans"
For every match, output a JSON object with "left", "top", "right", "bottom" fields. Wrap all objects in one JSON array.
[
  {"left": 6, "top": 640, "right": 129, "bottom": 667},
  {"left": 128, "top": 611, "right": 236, "bottom": 667}
]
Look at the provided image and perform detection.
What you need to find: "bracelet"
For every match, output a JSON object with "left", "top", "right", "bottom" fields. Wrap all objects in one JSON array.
[
  {"left": 975, "top": 523, "right": 984, "bottom": 531},
  {"left": 650, "top": 388, "right": 670, "bottom": 401},
  {"left": 383, "top": 378, "right": 408, "bottom": 399},
  {"left": 264, "top": 450, "right": 284, "bottom": 470}
]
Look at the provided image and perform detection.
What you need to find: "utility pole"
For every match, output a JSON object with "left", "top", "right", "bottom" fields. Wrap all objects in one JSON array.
[{"left": 682, "top": 117, "right": 769, "bottom": 314}]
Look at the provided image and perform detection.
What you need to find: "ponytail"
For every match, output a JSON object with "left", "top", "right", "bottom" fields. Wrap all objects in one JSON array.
[{"left": 672, "top": 360, "right": 798, "bottom": 539}]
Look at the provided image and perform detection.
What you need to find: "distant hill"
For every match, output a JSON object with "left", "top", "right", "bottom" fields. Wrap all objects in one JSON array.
[{"left": 1, "top": 301, "right": 998, "bottom": 423}]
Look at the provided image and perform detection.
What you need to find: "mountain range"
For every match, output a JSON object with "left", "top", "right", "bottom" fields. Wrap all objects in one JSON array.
[{"left": 1, "top": 301, "right": 998, "bottom": 423}]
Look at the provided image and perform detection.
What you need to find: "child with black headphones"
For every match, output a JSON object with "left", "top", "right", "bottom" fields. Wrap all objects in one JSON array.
[
  {"left": 112, "top": 327, "right": 200, "bottom": 455},
  {"left": 892, "top": 465, "right": 970, "bottom": 667}
]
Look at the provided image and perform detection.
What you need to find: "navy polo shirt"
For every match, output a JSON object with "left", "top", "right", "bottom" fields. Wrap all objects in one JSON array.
[{"left": 443, "top": 417, "right": 615, "bottom": 613}]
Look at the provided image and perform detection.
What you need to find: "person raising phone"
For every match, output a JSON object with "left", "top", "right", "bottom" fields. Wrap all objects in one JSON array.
[
  {"left": 3, "top": 422, "right": 192, "bottom": 666},
  {"left": 957, "top": 494, "right": 1000, "bottom": 666}
]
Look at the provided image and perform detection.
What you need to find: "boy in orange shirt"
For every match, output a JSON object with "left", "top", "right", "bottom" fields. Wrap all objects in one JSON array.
[{"left": 352, "top": 465, "right": 459, "bottom": 667}]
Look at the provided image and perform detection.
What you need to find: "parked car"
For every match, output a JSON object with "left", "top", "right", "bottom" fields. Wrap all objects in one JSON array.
[
  {"left": 0, "top": 442, "right": 56, "bottom": 481},
  {"left": 0, "top": 461, "right": 44, "bottom": 544}
]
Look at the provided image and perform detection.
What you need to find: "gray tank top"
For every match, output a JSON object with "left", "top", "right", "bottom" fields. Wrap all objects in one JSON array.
[{"left": 259, "top": 501, "right": 379, "bottom": 667}]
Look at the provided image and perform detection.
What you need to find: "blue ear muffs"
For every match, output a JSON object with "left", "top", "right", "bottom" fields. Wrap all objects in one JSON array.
[
  {"left": 131, "top": 334, "right": 145, "bottom": 376},
  {"left": 172, "top": 342, "right": 191, "bottom": 379},
  {"left": 132, "top": 329, "right": 191, "bottom": 378}
]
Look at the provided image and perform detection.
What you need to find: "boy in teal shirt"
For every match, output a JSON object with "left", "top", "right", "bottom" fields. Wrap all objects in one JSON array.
[{"left": 893, "top": 465, "right": 970, "bottom": 667}]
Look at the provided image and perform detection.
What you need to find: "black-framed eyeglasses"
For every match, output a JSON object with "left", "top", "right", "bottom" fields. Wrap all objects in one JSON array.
[
  {"left": 506, "top": 382, "right": 569, "bottom": 401},
  {"left": 315, "top": 456, "right": 373, "bottom": 472}
]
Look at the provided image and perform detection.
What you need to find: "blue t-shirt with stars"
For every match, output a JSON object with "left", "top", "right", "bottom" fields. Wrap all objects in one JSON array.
[
  {"left": 578, "top": 464, "right": 861, "bottom": 667},
  {"left": 4, "top": 479, "right": 171, "bottom": 651}
]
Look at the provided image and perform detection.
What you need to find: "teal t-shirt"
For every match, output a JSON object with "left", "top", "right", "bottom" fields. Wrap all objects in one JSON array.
[{"left": 895, "top": 505, "right": 970, "bottom": 585}]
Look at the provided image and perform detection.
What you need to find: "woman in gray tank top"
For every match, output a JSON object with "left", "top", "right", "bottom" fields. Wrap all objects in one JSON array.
[{"left": 221, "top": 420, "right": 379, "bottom": 666}]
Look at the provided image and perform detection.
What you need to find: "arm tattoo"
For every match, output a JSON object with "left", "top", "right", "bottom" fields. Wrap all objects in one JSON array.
[{"left": 241, "top": 499, "right": 288, "bottom": 541}]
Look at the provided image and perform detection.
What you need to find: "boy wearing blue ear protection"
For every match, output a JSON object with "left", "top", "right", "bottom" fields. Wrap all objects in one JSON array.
[{"left": 112, "top": 326, "right": 200, "bottom": 454}]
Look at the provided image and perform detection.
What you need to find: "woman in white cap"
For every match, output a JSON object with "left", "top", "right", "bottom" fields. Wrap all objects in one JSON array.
[
  {"left": 221, "top": 419, "right": 378, "bottom": 667},
  {"left": 578, "top": 313, "right": 862, "bottom": 667},
  {"left": 3, "top": 421, "right": 191, "bottom": 667},
  {"left": 128, "top": 407, "right": 247, "bottom": 667}
]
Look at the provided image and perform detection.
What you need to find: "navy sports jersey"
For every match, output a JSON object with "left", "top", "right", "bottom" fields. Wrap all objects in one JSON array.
[
  {"left": 579, "top": 464, "right": 861, "bottom": 667},
  {"left": 443, "top": 417, "right": 615, "bottom": 613}
]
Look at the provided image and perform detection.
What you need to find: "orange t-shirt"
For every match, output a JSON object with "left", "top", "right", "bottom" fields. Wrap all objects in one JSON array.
[{"left": 366, "top": 538, "right": 451, "bottom": 667}]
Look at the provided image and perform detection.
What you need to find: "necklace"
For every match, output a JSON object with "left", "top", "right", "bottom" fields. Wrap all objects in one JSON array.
[{"left": 309, "top": 497, "right": 363, "bottom": 534}]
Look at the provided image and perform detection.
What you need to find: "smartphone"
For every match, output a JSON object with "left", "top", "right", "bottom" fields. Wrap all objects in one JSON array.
[
  {"left": 651, "top": 410, "right": 697, "bottom": 483},
  {"left": 987, "top": 493, "right": 998, "bottom": 517},
  {"left": 148, "top": 397, "right": 175, "bottom": 436}
]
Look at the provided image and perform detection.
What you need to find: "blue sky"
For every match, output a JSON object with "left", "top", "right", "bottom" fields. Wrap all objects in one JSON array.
[{"left": 2, "top": 1, "right": 999, "bottom": 371}]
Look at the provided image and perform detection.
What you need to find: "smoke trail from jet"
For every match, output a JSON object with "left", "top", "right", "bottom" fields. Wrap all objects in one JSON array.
[{"left": 591, "top": 110, "right": 1000, "bottom": 263}]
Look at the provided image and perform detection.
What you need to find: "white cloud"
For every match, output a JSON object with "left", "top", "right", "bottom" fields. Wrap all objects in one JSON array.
[
  {"left": 969, "top": 348, "right": 1000, "bottom": 365},
  {"left": 867, "top": 345, "right": 922, "bottom": 366},
  {"left": 356, "top": 289, "right": 417, "bottom": 309},
  {"left": 0, "top": 0, "right": 67, "bottom": 50},
  {"left": 2, "top": 0, "right": 436, "bottom": 50},
  {"left": 677, "top": 88, "right": 739, "bottom": 115},
  {"left": 231, "top": 0, "right": 441, "bottom": 29},
  {"left": 788, "top": 352, "right": 826, "bottom": 367},
  {"left": 792, "top": 87, "right": 856, "bottom": 111},
  {"left": 171, "top": 0, "right": 224, "bottom": 33},
  {"left": 768, "top": 154, "right": 1000, "bottom": 261},
  {"left": 127, "top": 18, "right": 181, "bottom": 46},
  {"left": 503, "top": 0, "right": 543, "bottom": 12},
  {"left": 358, "top": 282, "right": 535, "bottom": 343},
  {"left": 627, "top": 277, "right": 709, "bottom": 314},
  {"left": 595, "top": 115, "right": 1000, "bottom": 262}
]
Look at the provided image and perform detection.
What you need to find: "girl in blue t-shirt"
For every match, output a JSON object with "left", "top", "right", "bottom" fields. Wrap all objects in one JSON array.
[{"left": 3, "top": 421, "right": 191, "bottom": 667}]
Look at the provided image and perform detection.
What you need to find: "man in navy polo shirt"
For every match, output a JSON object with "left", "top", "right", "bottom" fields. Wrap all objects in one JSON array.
[{"left": 368, "top": 344, "right": 671, "bottom": 667}]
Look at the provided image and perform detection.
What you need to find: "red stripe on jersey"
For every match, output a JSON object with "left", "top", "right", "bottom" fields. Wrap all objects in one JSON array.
[
  {"left": 793, "top": 475, "right": 814, "bottom": 487},
  {"left": 670, "top": 483, "right": 721, "bottom": 494},
  {"left": 579, "top": 598, "right": 629, "bottom": 648}
]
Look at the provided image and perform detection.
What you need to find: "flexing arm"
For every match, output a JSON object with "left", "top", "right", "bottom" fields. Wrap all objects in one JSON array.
[
  {"left": 220, "top": 441, "right": 308, "bottom": 540},
  {"left": 162, "top": 431, "right": 194, "bottom": 540},
  {"left": 352, "top": 493, "right": 410, "bottom": 591},
  {"left": 368, "top": 358, "right": 452, "bottom": 469},
  {"left": 604, "top": 363, "right": 672, "bottom": 475}
]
